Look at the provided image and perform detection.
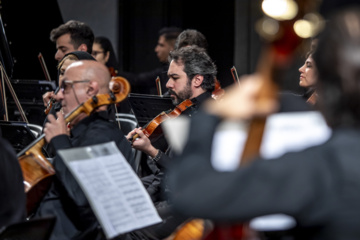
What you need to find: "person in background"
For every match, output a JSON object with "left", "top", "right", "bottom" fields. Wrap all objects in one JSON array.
[
  {"left": 174, "top": 29, "right": 208, "bottom": 50},
  {"left": 120, "top": 27, "right": 182, "bottom": 95},
  {"left": 92, "top": 36, "right": 132, "bottom": 114},
  {"left": 92, "top": 36, "right": 120, "bottom": 77},
  {"left": 43, "top": 20, "right": 95, "bottom": 111},
  {"left": 299, "top": 37, "right": 319, "bottom": 105},
  {"left": 50, "top": 20, "right": 94, "bottom": 62}
]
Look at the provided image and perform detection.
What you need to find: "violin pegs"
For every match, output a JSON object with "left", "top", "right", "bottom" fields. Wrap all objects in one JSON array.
[
  {"left": 92, "top": 96, "right": 98, "bottom": 104},
  {"left": 109, "top": 92, "right": 116, "bottom": 101}
]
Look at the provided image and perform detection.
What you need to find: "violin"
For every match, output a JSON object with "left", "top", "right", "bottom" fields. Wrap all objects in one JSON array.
[
  {"left": 44, "top": 87, "right": 60, "bottom": 115},
  {"left": 211, "top": 78, "right": 225, "bottom": 100},
  {"left": 17, "top": 76, "right": 130, "bottom": 215},
  {"left": 109, "top": 66, "right": 118, "bottom": 77},
  {"left": 131, "top": 99, "right": 193, "bottom": 143},
  {"left": 211, "top": 67, "right": 240, "bottom": 101}
]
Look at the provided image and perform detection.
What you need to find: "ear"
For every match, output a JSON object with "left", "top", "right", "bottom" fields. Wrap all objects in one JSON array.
[
  {"left": 77, "top": 43, "right": 88, "bottom": 52},
  {"left": 104, "top": 51, "right": 110, "bottom": 63},
  {"left": 193, "top": 74, "right": 204, "bottom": 88},
  {"left": 86, "top": 81, "right": 99, "bottom": 96}
]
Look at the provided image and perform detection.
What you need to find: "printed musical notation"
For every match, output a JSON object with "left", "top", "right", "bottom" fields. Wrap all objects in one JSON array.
[{"left": 58, "top": 142, "right": 162, "bottom": 239}]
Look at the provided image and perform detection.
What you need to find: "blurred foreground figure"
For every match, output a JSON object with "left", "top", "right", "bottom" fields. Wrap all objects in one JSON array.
[{"left": 168, "top": 7, "right": 360, "bottom": 240}]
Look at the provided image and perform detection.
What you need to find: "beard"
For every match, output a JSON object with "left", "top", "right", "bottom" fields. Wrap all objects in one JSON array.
[{"left": 168, "top": 83, "right": 192, "bottom": 105}]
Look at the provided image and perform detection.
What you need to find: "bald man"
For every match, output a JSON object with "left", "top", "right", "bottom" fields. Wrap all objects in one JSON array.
[{"left": 35, "top": 60, "right": 133, "bottom": 240}]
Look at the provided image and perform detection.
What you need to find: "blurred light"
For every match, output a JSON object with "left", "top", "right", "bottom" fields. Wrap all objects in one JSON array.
[
  {"left": 294, "top": 13, "right": 325, "bottom": 38},
  {"left": 262, "top": 18, "right": 280, "bottom": 35},
  {"left": 256, "top": 17, "right": 280, "bottom": 41},
  {"left": 262, "top": 0, "right": 298, "bottom": 20},
  {"left": 294, "top": 19, "right": 312, "bottom": 38}
]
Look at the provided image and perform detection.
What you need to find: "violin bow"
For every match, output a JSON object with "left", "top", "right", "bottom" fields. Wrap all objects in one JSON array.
[
  {"left": 230, "top": 66, "right": 240, "bottom": 85},
  {"left": 0, "top": 62, "right": 28, "bottom": 122},
  {"left": 155, "top": 76, "right": 162, "bottom": 96},
  {"left": 38, "top": 52, "right": 51, "bottom": 81}
]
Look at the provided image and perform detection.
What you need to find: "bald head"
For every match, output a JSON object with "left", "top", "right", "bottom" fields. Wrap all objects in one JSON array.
[{"left": 66, "top": 60, "right": 111, "bottom": 94}]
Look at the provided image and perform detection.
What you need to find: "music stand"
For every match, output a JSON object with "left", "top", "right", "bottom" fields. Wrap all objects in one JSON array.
[
  {"left": 0, "top": 120, "right": 36, "bottom": 153},
  {"left": 127, "top": 93, "right": 174, "bottom": 127},
  {"left": 0, "top": 216, "right": 56, "bottom": 240}
]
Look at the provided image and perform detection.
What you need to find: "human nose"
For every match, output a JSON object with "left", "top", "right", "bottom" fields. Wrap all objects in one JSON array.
[
  {"left": 166, "top": 78, "right": 173, "bottom": 89},
  {"left": 55, "top": 88, "right": 65, "bottom": 101},
  {"left": 299, "top": 63, "right": 305, "bottom": 73},
  {"left": 55, "top": 51, "right": 63, "bottom": 61}
]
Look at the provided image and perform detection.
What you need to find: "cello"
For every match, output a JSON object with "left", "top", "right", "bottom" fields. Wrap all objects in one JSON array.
[
  {"left": 172, "top": 0, "right": 323, "bottom": 239},
  {"left": 17, "top": 76, "right": 130, "bottom": 215}
]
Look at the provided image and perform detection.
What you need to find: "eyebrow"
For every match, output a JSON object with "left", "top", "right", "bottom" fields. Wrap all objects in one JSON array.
[{"left": 168, "top": 73, "right": 179, "bottom": 78}]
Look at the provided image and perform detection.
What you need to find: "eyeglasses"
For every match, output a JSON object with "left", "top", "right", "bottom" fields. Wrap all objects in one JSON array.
[
  {"left": 91, "top": 51, "right": 104, "bottom": 57},
  {"left": 60, "top": 80, "right": 90, "bottom": 93}
]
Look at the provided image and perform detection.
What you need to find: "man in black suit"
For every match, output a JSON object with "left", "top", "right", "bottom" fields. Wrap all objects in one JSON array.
[{"left": 168, "top": 7, "right": 360, "bottom": 240}]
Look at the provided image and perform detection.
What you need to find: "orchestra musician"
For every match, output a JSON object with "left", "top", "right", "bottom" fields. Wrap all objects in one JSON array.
[
  {"left": 92, "top": 36, "right": 132, "bottom": 114},
  {"left": 43, "top": 51, "right": 96, "bottom": 115},
  {"left": 174, "top": 29, "right": 208, "bottom": 50},
  {"left": 42, "top": 20, "right": 95, "bottom": 108},
  {"left": 92, "top": 36, "right": 120, "bottom": 77},
  {"left": 42, "top": 51, "right": 96, "bottom": 157},
  {"left": 50, "top": 20, "right": 94, "bottom": 62},
  {"left": 168, "top": 7, "right": 360, "bottom": 240},
  {"left": 122, "top": 45, "right": 217, "bottom": 239},
  {"left": 299, "top": 47, "right": 318, "bottom": 105},
  {"left": 33, "top": 60, "right": 133, "bottom": 240}
]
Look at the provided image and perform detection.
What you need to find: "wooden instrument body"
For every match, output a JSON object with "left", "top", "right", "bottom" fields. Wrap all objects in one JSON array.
[{"left": 133, "top": 99, "right": 193, "bottom": 143}]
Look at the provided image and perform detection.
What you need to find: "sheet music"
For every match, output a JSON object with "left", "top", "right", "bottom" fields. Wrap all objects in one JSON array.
[{"left": 57, "top": 142, "right": 162, "bottom": 239}]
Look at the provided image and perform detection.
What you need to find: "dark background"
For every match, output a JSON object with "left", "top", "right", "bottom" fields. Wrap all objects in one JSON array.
[{"left": 0, "top": 0, "right": 349, "bottom": 124}]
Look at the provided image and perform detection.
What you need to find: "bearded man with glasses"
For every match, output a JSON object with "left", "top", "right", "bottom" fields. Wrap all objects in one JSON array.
[{"left": 33, "top": 60, "right": 133, "bottom": 240}]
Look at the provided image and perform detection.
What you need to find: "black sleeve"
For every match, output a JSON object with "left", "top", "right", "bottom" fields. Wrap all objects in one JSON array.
[{"left": 167, "top": 110, "right": 336, "bottom": 223}]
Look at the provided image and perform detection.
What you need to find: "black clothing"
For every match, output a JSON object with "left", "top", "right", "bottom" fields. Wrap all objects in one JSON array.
[
  {"left": 168, "top": 110, "right": 360, "bottom": 240},
  {"left": 34, "top": 111, "right": 133, "bottom": 240},
  {"left": 121, "top": 91, "right": 212, "bottom": 240},
  {"left": 0, "top": 137, "right": 26, "bottom": 228},
  {"left": 278, "top": 91, "right": 313, "bottom": 112},
  {"left": 119, "top": 63, "right": 169, "bottom": 95}
]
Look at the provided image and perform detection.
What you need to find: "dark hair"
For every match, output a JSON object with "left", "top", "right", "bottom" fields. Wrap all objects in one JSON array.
[
  {"left": 169, "top": 45, "right": 217, "bottom": 92},
  {"left": 94, "top": 36, "right": 119, "bottom": 70},
  {"left": 50, "top": 20, "right": 94, "bottom": 54},
  {"left": 174, "top": 29, "right": 208, "bottom": 50},
  {"left": 159, "top": 27, "right": 182, "bottom": 45},
  {"left": 313, "top": 7, "right": 360, "bottom": 128}
]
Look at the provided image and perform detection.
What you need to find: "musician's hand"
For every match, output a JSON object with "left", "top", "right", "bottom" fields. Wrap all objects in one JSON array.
[
  {"left": 205, "top": 74, "right": 278, "bottom": 120},
  {"left": 42, "top": 91, "right": 54, "bottom": 106},
  {"left": 126, "top": 127, "right": 139, "bottom": 141},
  {"left": 129, "top": 127, "right": 159, "bottom": 158},
  {"left": 43, "top": 112, "right": 68, "bottom": 143}
]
